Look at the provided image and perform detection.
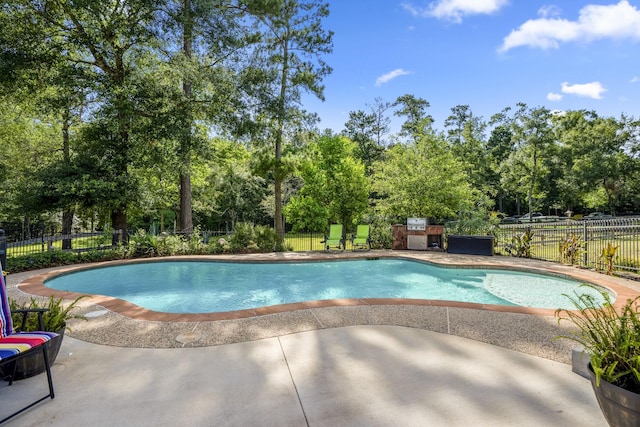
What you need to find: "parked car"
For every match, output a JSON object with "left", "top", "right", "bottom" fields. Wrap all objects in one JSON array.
[
  {"left": 584, "top": 212, "right": 612, "bottom": 220},
  {"left": 518, "top": 212, "right": 543, "bottom": 223},
  {"left": 500, "top": 215, "right": 521, "bottom": 224}
]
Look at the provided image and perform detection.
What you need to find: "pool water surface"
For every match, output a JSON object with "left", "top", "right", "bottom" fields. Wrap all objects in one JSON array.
[{"left": 44, "top": 259, "right": 608, "bottom": 313}]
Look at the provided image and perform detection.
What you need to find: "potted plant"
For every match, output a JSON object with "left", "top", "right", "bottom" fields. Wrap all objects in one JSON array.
[
  {"left": 556, "top": 286, "right": 640, "bottom": 427},
  {"left": 1, "top": 295, "right": 86, "bottom": 379}
]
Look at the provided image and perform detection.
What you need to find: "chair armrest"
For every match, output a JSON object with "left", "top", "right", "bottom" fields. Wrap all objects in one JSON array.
[
  {"left": 13, "top": 308, "right": 49, "bottom": 332},
  {"left": 13, "top": 308, "right": 49, "bottom": 314}
]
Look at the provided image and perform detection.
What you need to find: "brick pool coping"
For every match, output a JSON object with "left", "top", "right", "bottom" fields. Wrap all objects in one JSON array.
[
  {"left": 15, "top": 250, "right": 639, "bottom": 321},
  {"left": 7, "top": 250, "right": 640, "bottom": 362}
]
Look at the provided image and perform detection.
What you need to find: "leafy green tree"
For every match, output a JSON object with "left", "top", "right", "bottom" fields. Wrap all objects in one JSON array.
[
  {"left": 0, "top": 99, "right": 61, "bottom": 232},
  {"left": 284, "top": 135, "right": 368, "bottom": 232},
  {"left": 485, "top": 124, "right": 515, "bottom": 213},
  {"left": 159, "top": 0, "right": 276, "bottom": 233},
  {"left": 0, "top": 0, "right": 165, "bottom": 238},
  {"left": 392, "top": 94, "right": 433, "bottom": 142},
  {"left": 554, "top": 110, "right": 626, "bottom": 214},
  {"left": 616, "top": 115, "right": 640, "bottom": 212},
  {"left": 371, "top": 134, "right": 476, "bottom": 222},
  {"left": 504, "top": 104, "right": 555, "bottom": 215},
  {"left": 444, "top": 105, "right": 488, "bottom": 193},
  {"left": 248, "top": 0, "right": 333, "bottom": 237},
  {"left": 0, "top": 8, "right": 92, "bottom": 244},
  {"left": 367, "top": 97, "right": 392, "bottom": 146},
  {"left": 342, "top": 110, "right": 384, "bottom": 174}
]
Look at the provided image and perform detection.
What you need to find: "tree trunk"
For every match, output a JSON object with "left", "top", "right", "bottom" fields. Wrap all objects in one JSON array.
[
  {"left": 179, "top": 170, "right": 193, "bottom": 233},
  {"left": 274, "top": 177, "right": 283, "bottom": 235},
  {"left": 61, "top": 109, "right": 73, "bottom": 250},
  {"left": 273, "top": 37, "right": 288, "bottom": 239},
  {"left": 61, "top": 210, "right": 74, "bottom": 250},
  {"left": 528, "top": 146, "right": 537, "bottom": 214},
  {"left": 178, "top": 0, "right": 194, "bottom": 234},
  {"left": 111, "top": 208, "right": 127, "bottom": 245},
  {"left": 112, "top": 91, "right": 130, "bottom": 241}
]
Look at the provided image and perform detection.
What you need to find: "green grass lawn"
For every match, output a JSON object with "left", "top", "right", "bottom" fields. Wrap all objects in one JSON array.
[
  {"left": 285, "top": 232, "right": 326, "bottom": 251},
  {"left": 7, "top": 235, "right": 108, "bottom": 257}
]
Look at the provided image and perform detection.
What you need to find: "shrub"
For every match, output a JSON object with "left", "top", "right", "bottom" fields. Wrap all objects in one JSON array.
[
  {"left": 228, "top": 222, "right": 258, "bottom": 252},
  {"left": 128, "top": 230, "right": 160, "bottom": 257},
  {"left": 445, "top": 208, "right": 499, "bottom": 237},
  {"left": 186, "top": 228, "right": 206, "bottom": 254},
  {"left": 255, "top": 225, "right": 288, "bottom": 252},
  {"left": 7, "top": 251, "right": 76, "bottom": 272},
  {"left": 558, "top": 233, "right": 585, "bottom": 265},
  {"left": 599, "top": 243, "right": 619, "bottom": 275},
  {"left": 505, "top": 228, "right": 534, "bottom": 258},
  {"left": 370, "top": 222, "right": 392, "bottom": 249},
  {"left": 9, "top": 295, "right": 88, "bottom": 332}
]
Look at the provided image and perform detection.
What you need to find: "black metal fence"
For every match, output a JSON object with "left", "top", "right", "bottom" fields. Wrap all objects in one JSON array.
[
  {"left": 2, "top": 218, "right": 640, "bottom": 274},
  {"left": 4, "top": 231, "right": 118, "bottom": 258},
  {"left": 496, "top": 217, "right": 640, "bottom": 273},
  {"left": 0, "top": 228, "right": 335, "bottom": 268}
]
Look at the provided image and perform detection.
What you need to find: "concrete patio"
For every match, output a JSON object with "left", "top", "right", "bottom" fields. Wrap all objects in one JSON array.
[
  {"left": 2, "top": 325, "right": 606, "bottom": 426},
  {"left": 5, "top": 251, "right": 639, "bottom": 425}
]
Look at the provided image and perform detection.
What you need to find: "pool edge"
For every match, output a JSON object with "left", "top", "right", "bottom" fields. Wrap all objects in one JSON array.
[{"left": 15, "top": 250, "right": 640, "bottom": 321}]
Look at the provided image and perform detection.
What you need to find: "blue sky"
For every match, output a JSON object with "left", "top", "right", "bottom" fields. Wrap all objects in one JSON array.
[{"left": 304, "top": 0, "right": 640, "bottom": 135}]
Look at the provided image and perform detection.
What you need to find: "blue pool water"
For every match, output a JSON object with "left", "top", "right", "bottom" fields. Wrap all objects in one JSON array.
[{"left": 45, "top": 259, "right": 608, "bottom": 313}]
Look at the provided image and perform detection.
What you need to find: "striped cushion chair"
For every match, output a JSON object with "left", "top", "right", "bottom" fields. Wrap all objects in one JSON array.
[{"left": 0, "top": 264, "right": 57, "bottom": 423}]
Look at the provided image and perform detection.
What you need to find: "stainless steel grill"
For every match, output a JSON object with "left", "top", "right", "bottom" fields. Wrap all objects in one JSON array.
[
  {"left": 407, "top": 218, "right": 427, "bottom": 231},
  {"left": 407, "top": 218, "right": 427, "bottom": 250}
]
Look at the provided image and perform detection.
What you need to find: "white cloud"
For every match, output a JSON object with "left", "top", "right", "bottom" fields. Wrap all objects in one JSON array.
[
  {"left": 561, "top": 81, "right": 607, "bottom": 99},
  {"left": 402, "top": 0, "right": 508, "bottom": 23},
  {"left": 500, "top": 0, "right": 640, "bottom": 52},
  {"left": 375, "top": 69, "right": 411, "bottom": 86},
  {"left": 547, "top": 92, "right": 563, "bottom": 101},
  {"left": 631, "top": 76, "right": 640, "bottom": 83},
  {"left": 538, "top": 5, "right": 562, "bottom": 19}
]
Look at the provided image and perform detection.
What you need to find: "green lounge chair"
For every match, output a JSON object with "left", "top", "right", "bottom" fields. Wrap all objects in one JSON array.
[
  {"left": 351, "top": 224, "right": 371, "bottom": 251},
  {"left": 323, "top": 224, "right": 345, "bottom": 251}
]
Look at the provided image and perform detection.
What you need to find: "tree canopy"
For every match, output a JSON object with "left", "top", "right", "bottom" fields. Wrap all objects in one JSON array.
[{"left": 1, "top": 1, "right": 640, "bottom": 244}]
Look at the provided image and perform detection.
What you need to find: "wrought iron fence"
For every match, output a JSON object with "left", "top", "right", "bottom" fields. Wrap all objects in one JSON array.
[
  {"left": 496, "top": 217, "right": 640, "bottom": 273},
  {"left": 0, "top": 229, "right": 344, "bottom": 267},
  {"left": 5, "top": 231, "right": 118, "bottom": 258},
  {"left": 3, "top": 218, "right": 640, "bottom": 275}
]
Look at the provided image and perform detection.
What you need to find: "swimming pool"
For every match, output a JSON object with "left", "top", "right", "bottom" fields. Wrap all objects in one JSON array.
[{"left": 44, "top": 259, "right": 609, "bottom": 313}]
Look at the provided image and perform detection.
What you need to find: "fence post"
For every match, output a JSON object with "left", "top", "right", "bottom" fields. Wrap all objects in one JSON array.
[
  {"left": 582, "top": 221, "right": 588, "bottom": 267},
  {"left": 41, "top": 223, "right": 46, "bottom": 253},
  {"left": 0, "top": 229, "right": 6, "bottom": 271}
]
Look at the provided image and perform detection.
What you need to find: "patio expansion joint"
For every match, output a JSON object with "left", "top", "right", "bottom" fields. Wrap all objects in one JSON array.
[
  {"left": 278, "top": 336, "right": 310, "bottom": 427},
  {"left": 308, "top": 309, "right": 325, "bottom": 329}
]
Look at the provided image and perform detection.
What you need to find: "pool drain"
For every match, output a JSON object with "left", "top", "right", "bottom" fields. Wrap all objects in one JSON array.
[
  {"left": 85, "top": 310, "right": 109, "bottom": 318},
  {"left": 176, "top": 331, "right": 202, "bottom": 344}
]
